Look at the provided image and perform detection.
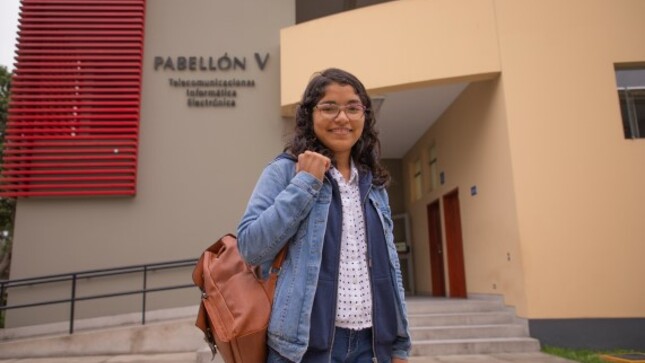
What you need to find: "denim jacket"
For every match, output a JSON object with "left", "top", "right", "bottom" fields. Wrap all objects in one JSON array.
[{"left": 237, "top": 154, "right": 411, "bottom": 362}]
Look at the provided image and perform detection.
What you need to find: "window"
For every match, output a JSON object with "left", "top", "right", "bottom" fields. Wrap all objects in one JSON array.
[
  {"left": 427, "top": 144, "right": 439, "bottom": 192},
  {"left": 296, "top": 0, "right": 395, "bottom": 24},
  {"left": 615, "top": 67, "right": 645, "bottom": 139}
]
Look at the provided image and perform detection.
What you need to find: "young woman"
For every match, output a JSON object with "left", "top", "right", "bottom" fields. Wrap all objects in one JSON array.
[{"left": 237, "top": 68, "right": 410, "bottom": 363}]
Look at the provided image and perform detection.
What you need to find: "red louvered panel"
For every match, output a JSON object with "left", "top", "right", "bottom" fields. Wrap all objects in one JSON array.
[
  {"left": 6, "top": 116, "right": 130, "bottom": 123},
  {"left": 2, "top": 176, "right": 135, "bottom": 182},
  {"left": 18, "top": 25, "right": 142, "bottom": 30},
  {"left": 0, "top": 0, "right": 146, "bottom": 198},
  {"left": 3, "top": 169, "right": 135, "bottom": 176},
  {"left": 4, "top": 147, "right": 138, "bottom": 154},
  {"left": 12, "top": 88, "right": 139, "bottom": 94},
  {"left": 9, "top": 121, "right": 139, "bottom": 125}
]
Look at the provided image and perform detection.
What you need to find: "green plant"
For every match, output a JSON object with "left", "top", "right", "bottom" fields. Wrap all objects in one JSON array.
[
  {"left": 0, "top": 65, "right": 16, "bottom": 328},
  {"left": 543, "top": 345, "right": 638, "bottom": 363}
]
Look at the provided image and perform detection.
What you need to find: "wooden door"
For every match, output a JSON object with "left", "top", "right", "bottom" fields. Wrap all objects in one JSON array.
[
  {"left": 443, "top": 189, "right": 467, "bottom": 298},
  {"left": 427, "top": 200, "right": 446, "bottom": 296}
]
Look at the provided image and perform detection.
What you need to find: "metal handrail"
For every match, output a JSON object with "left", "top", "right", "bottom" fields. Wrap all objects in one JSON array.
[{"left": 0, "top": 258, "right": 198, "bottom": 334}]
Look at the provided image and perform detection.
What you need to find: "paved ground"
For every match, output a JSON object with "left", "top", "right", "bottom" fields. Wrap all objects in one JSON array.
[
  {"left": 0, "top": 353, "right": 197, "bottom": 363},
  {"left": 409, "top": 352, "right": 576, "bottom": 363},
  {"left": 0, "top": 351, "right": 577, "bottom": 363}
]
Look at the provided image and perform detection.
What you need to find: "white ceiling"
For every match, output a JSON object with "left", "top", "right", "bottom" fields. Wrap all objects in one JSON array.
[{"left": 375, "top": 82, "right": 468, "bottom": 159}]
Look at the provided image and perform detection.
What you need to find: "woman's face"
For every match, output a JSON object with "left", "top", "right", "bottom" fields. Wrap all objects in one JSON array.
[{"left": 312, "top": 82, "right": 365, "bottom": 162}]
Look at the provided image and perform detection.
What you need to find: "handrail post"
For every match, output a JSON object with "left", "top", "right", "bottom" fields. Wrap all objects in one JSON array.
[
  {"left": 142, "top": 266, "right": 147, "bottom": 325},
  {"left": 0, "top": 282, "right": 5, "bottom": 324},
  {"left": 0, "top": 282, "right": 5, "bottom": 306},
  {"left": 70, "top": 274, "right": 77, "bottom": 334}
]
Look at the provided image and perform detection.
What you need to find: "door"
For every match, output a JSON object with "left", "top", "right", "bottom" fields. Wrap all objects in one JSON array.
[
  {"left": 443, "top": 189, "right": 467, "bottom": 298},
  {"left": 426, "top": 200, "right": 446, "bottom": 296}
]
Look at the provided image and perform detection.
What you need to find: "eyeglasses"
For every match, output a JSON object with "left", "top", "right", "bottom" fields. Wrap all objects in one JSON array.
[{"left": 314, "top": 103, "right": 367, "bottom": 120}]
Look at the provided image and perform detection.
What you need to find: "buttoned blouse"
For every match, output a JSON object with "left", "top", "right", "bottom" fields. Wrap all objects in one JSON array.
[{"left": 329, "top": 163, "right": 373, "bottom": 330}]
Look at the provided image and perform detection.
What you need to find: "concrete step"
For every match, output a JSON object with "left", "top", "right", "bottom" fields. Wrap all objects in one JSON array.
[
  {"left": 411, "top": 337, "right": 541, "bottom": 356},
  {"left": 0, "top": 305, "right": 199, "bottom": 342},
  {"left": 0, "top": 296, "right": 539, "bottom": 359},
  {"left": 410, "top": 324, "right": 529, "bottom": 340},
  {"left": 0, "top": 352, "right": 574, "bottom": 363},
  {"left": 408, "top": 311, "right": 517, "bottom": 327},
  {"left": 405, "top": 296, "right": 540, "bottom": 356},
  {"left": 0, "top": 352, "right": 200, "bottom": 363},
  {"left": 0, "top": 317, "right": 203, "bottom": 359},
  {"left": 406, "top": 298, "right": 511, "bottom": 314}
]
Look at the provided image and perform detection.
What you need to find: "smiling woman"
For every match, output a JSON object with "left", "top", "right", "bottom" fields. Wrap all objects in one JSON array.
[
  {"left": 285, "top": 68, "right": 390, "bottom": 187},
  {"left": 311, "top": 83, "right": 365, "bottom": 178},
  {"left": 236, "top": 68, "right": 411, "bottom": 363}
]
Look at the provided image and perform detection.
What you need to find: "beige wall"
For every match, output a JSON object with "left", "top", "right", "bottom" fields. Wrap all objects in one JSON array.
[
  {"left": 7, "top": 0, "right": 295, "bottom": 327},
  {"left": 494, "top": 0, "right": 645, "bottom": 318},
  {"left": 382, "top": 159, "right": 405, "bottom": 215},
  {"left": 279, "top": 0, "right": 501, "bottom": 115},
  {"left": 402, "top": 79, "right": 527, "bottom": 314},
  {"left": 279, "top": 0, "right": 645, "bottom": 319}
]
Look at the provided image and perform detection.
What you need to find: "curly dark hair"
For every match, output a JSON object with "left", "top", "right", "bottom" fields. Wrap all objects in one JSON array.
[{"left": 284, "top": 68, "right": 390, "bottom": 186}]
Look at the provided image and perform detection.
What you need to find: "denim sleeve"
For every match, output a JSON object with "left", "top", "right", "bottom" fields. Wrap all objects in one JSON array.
[
  {"left": 237, "top": 160, "right": 322, "bottom": 266},
  {"left": 392, "top": 254, "right": 412, "bottom": 360},
  {"left": 392, "top": 337, "right": 411, "bottom": 360},
  {"left": 382, "top": 189, "right": 412, "bottom": 359}
]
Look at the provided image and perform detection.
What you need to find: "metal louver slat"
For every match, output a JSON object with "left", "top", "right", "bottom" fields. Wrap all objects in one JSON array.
[{"left": 1, "top": 0, "right": 146, "bottom": 197}]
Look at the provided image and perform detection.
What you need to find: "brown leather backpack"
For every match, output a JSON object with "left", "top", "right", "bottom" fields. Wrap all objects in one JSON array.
[{"left": 192, "top": 233, "right": 286, "bottom": 363}]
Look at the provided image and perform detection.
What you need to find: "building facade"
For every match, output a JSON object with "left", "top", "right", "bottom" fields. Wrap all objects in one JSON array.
[{"left": 4, "top": 0, "right": 645, "bottom": 350}]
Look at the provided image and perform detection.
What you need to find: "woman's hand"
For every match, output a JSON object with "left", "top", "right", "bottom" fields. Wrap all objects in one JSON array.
[
  {"left": 296, "top": 151, "right": 331, "bottom": 181},
  {"left": 392, "top": 358, "right": 407, "bottom": 363}
]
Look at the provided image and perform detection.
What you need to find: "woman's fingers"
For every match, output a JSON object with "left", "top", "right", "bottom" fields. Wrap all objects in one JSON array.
[{"left": 296, "top": 151, "right": 331, "bottom": 181}]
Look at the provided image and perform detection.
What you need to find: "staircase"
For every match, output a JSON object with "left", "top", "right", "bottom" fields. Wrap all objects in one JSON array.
[
  {"left": 0, "top": 306, "right": 206, "bottom": 360},
  {"left": 0, "top": 296, "right": 540, "bottom": 361},
  {"left": 407, "top": 295, "right": 540, "bottom": 356}
]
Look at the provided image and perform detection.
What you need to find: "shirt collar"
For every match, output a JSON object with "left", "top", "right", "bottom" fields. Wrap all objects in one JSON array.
[{"left": 330, "top": 160, "right": 359, "bottom": 185}]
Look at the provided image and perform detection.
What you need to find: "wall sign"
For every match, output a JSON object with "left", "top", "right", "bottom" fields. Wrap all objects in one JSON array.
[{"left": 153, "top": 52, "right": 270, "bottom": 108}]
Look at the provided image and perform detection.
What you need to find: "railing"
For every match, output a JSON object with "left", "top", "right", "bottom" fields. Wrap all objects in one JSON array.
[{"left": 0, "top": 258, "right": 198, "bottom": 334}]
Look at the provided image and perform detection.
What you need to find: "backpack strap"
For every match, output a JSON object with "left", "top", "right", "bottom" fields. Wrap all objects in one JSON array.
[
  {"left": 270, "top": 246, "right": 287, "bottom": 274},
  {"left": 265, "top": 245, "right": 288, "bottom": 304}
]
